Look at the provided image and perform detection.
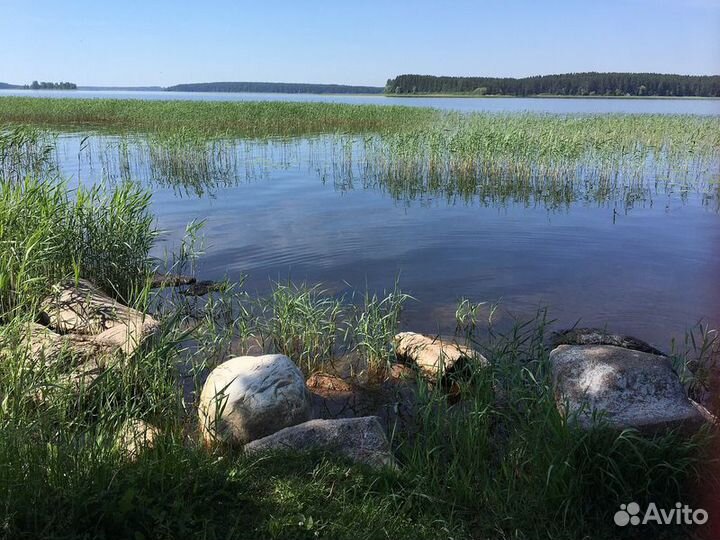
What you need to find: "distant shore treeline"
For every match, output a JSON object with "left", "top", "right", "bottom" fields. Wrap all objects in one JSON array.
[
  {"left": 385, "top": 72, "right": 720, "bottom": 97},
  {"left": 166, "top": 81, "right": 383, "bottom": 94}
]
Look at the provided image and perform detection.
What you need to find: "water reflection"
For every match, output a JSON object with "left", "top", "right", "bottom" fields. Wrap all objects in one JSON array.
[{"left": 44, "top": 129, "right": 720, "bottom": 346}]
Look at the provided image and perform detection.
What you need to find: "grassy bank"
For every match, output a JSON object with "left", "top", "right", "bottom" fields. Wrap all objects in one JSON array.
[{"left": 0, "top": 166, "right": 717, "bottom": 538}]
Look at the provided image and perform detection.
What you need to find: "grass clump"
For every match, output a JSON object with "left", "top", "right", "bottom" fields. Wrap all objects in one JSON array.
[
  {"left": 0, "top": 126, "right": 56, "bottom": 182},
  {"left": 0, "top": 177, "right": 156, "bottom": 316},
  {"left": 260, "top": 282, "right": 346, "bottom": 374}
]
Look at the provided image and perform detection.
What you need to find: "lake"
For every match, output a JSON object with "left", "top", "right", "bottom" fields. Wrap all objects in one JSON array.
[
  {"left": 2, "top": 88, "right": 720, "bottom": 115},
  {"left": 40, "top": 102, "right": 719, "bottom": 351}
]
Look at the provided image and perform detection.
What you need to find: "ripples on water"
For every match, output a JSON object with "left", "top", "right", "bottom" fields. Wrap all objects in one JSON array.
[{"left": 42, "top": 126, "right": 720, "bottom": 348}]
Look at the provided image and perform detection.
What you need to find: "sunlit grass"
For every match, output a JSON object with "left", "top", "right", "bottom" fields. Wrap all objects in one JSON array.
[{"left": 0, "top": 97, "right": 438, "bottom": 137}]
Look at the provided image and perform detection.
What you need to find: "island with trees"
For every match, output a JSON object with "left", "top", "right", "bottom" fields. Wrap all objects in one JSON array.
[
  {"left": 26, "top": 81, "right": 77, "bottom": 90},
  {"left": 385, "top": 72, "right": 720, "bottom": 97}
]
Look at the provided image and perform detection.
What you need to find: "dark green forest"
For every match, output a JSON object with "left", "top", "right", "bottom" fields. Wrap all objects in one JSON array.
[
  {"left": 385, "top": 72, "right": 720, "bottom": 97},
  {"left": 166, "top": 81, "right": 383, "bottom": 94}
]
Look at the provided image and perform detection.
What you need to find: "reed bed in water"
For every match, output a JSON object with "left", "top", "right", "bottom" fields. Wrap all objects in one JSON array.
[
  {"left": 0, "top": 97, "right": 439, "bottom": 137},
  {"left": 68, "top": 111, "right": 720, "bottom": 207}
]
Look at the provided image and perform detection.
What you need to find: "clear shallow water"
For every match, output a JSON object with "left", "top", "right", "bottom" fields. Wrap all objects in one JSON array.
[
  {"left": 2, "top": 88, "right": 720, "bottom": 115},
  {"left": 53, "top": 132, "right": 720, "bottom": 349}
]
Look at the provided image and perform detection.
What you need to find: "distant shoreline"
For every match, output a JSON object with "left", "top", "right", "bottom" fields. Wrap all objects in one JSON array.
[
  {"left": 2, "top": 89, "right": 718, "bottom": 101},
  {"left": 385, "top": 93, "right": 720, "bottom": 100}
]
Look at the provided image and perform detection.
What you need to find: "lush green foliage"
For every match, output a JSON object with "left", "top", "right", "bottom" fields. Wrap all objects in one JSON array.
[{"left": 386, "top": 72, "right": 720, "bottom": 97}]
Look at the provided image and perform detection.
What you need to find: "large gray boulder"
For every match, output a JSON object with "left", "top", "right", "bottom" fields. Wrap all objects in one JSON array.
[
  {"left": 199, "top": 354, "right": 311, "bottom": 446},
  {"left": 394, "top": 332, "right": 487, "bottom": 380},
  {"left": 243, "top": 416, "right": 396, "bottom": 469},
  {"left": 550, "top": 344, "right": 704, "bottom": 432}
]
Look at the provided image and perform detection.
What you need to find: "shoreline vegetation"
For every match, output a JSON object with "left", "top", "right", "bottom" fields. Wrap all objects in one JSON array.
[
  {"left": 1, "top": 104, "right": 719, "bottom": 538},
  {"left": 1, "top": 176, "right": 718, "bottom": 539},
  {"left": 386, "top": 92, "right": 720, "bottom": 100},
  {"left": 385, "top": 72, "right": 720, "bottom": 97}
]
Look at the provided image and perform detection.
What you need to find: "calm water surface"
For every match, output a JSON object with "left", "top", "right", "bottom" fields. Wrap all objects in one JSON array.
[
  {"left": 50, "top": 125, "right": 720, "bottom": 349},
  {"left": 2, "top": 88, "right": 720, "bottom": 115}
]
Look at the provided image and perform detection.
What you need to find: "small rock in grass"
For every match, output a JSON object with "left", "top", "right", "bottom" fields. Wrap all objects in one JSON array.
[
  {"left": 16, "top": 322, "right": 115, "bottom": 369},
  {"left": 243, "top": 416, "right": 396, "bottom": 469},
  {"left": 394, "top": 332, "right": 487, "bottom": 380},
  {"left": 199, "top": 354, "right": 311, "bottom": 446},
  {"left": 115, "top": 418, "right": 161, "bottom": 460}
]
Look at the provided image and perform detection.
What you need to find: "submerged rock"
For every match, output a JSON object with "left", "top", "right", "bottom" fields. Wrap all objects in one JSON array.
[
  {"left": 550, "top": 344, "right": 704, "bottom": 432},
  {"left": 198, "top": 354, "right": 311, "bottom": 446},
  {"left": 550, "top": 328, "right": 664, "bottom": 356},
  {"left": 40, "top": 279, "right": 160, "bottom": 356},
  {"left": 150, "top": 273, "right": 196, "bottom": 288},
  {"left": 243, "top": 416, "right": 396, "bottom": 469},
  {"left": 181, "top": 280, "right": 224, "bottom": 297},
  {"left": 394, "top": 332, "right": 487, "bottom": 380}
]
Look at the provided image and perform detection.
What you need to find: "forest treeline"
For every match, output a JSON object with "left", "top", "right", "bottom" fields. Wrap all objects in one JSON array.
[
  {"left": 166, "top": 82, "right": 383, "bottom": 94},
  {"left": 385, "top": 72, "right": 720, "bottom": 97}
]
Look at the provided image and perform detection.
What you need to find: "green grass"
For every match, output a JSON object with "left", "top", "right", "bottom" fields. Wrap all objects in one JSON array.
[
  {"left": 1, "top": 289, "right": 715, "bottom": 538},
  {"left": 0, "top": 97, "right": 439, "bottom": 137},
  {"left": 0, "top": 177, "right": 157, "bottom": 317},
  {"left": 0, "top": 125, "right": 56, "bottom": 182}
]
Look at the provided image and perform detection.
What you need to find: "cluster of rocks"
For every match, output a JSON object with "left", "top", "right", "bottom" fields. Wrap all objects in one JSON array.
[
  {"left": 197, "top": 353, "right": 397, "bottom": 468},
  {"left": 391, "top": 328, "right": 713, "bottom": 433},
  {"left": 15, "top": 281, "right": 714, "bottom": 464}
]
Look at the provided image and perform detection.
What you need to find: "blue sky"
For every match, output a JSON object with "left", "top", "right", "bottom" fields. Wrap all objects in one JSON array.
[{"left": 1, "top": 0, "right": 718, "bottom": 86}]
